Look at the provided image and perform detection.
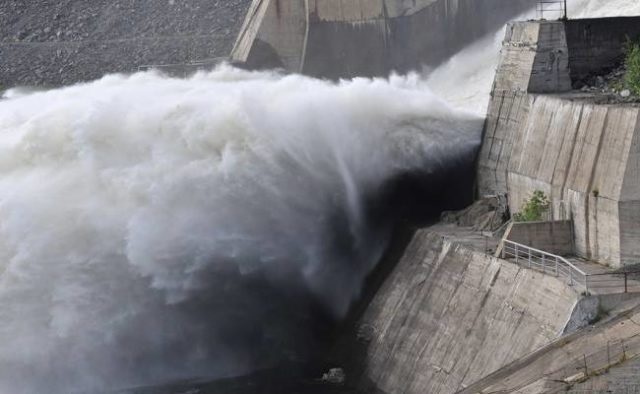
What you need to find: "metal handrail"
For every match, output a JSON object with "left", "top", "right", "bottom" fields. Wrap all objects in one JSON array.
[
  {"left": 502, "top": 240, "right": 586, "bottom": 274},
  {"left": 536, "top": 0, "right": 567, "bottom": 20},
  {"left": 500, "top": 240, "right": 640, "bottom": 294},
  {"left": 501, "top": 239, "right": 588, "bottom": 291}
]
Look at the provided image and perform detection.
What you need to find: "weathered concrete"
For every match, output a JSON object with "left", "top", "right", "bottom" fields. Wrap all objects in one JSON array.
[
  {"left": 491, "top": 17, "right": 640, "bottom": 93},
  {"left": 232, "top": 0, "right": 537, "bottom": 78},
  {"left": 459, "top": 299, "right": 640, "bottom": 394},
  {"left": 565, "top": 17, "right": 640, "bottom": 85},
  {"left": 478, "top": 18, "right": 640, "bottom": 268},
  {"left": 566, "top": 355, "right": 640, "bottom": 393},
  {"left": 504, "top": 220, "right": 573, "bottom": 256},
  {"left": 232, "top": 0, "right": 307, "bottom": 71},
  {"left": 355, "top": 229, "right": 579, "bottom": 394},
  {"left": 482, "top": 95, "right": 640, "bottom": 267},
  {"left": 494, "top": 21, "right": 571, "bottom": 93}
]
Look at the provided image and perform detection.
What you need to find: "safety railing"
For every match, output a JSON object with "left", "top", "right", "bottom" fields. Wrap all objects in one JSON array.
[
  {"left": 501, "top": 239, "right": 588, "bottom": 290},
  {"left": 585, "top": 271, "right": 640, "bottom": 294},
  {"left": 501, "top": 240, "right": 640, "bottom": 294},
  {"left": 537, "top": 0, "right": 567, "bottom": 20}
]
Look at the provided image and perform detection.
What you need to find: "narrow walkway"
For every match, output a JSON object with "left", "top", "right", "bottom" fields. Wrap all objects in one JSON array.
[
  {"left": 568, "top": 257, "right": 640, "bottom": 295},
  {"left": 567, "top": 257, "right": 611, "bottom": 275},
  {"left": 431, "top": 223, "right": 640, "bottom": 296},
  {"left": 429, "top": 223, "right": 501, "bottom": 254}
]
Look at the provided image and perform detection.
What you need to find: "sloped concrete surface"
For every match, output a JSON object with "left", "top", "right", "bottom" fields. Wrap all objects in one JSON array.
[
  {"left": 460, "top": 298, "right": 640, "bottom": 394},
  {"left": 355, "top": 229, "right": 578, "bottom": 394}
]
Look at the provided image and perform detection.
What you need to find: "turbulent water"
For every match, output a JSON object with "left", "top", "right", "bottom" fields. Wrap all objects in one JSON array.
[
  {"left": 1, "top": 0, "right": 639, "bottom": 393},
  {"left": 0, "top": 68, "right": 481, "bottom": 393}
]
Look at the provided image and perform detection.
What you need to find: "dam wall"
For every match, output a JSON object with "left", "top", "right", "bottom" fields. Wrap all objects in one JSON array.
[
  {"left": 355, "top": 229, "right": 579, "bottom": 394},
  {"left": 232, "top": 0, "right": 538, "bottom": 78},
  {"left": 478, "top": 17, "right": 640, "bottom": 268},
  {"left": 351, "top": 15, "right": 640, "bottom": 394}
]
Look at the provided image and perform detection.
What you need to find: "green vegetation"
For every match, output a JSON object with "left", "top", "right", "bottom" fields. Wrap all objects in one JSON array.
[
  {"left": 513, "top": 190, "right": 550, "bottom": 222},
  {"left": 625, "top": 40, "right": 640, "bottom": 96}
]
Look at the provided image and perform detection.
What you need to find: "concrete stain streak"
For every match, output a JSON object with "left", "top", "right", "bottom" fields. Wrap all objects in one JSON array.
[{"left": 584, "top": 109, "right": 610, "bottom": 259}]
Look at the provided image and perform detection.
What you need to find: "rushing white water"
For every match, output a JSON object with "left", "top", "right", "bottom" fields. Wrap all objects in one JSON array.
[
  {"left": 428, "top": 0, "right": 640, "bottom": 114},
  {"left": 0, "top": 68, "right": 481, "bottom": 393},
  {"left": 1, "top": 0, "right": 639, "bottom": 392},
  {"left": 569, "top": 0, "right": 640, "bottom": 17}
]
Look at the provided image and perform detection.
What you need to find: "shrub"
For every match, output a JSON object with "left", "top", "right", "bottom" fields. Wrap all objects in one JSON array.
[
  {"left": 513, "top": 190, "right": 550, "bottom": 222},
  {"left": 625, "top": 41, "right": 640, "bottom": 96}
]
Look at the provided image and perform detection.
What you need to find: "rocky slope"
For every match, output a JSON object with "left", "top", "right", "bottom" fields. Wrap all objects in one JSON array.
[{"left": 0, "top": 0, "right": 252, "bottom": 87}]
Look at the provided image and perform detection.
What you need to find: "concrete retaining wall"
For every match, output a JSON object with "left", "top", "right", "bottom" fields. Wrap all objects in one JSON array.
[
  {"left": 488, "top": 21, "right": 571, "bottom": 94},
  {"left": 565, "top": 17, "right": 640, "bottom": 84},
  {"left": 501, "top": 96, "right": 639, "bottom": 267},
  {"left": 478, "top": 19, "right": 640, "bottom": 268},
  {"left": 233, "top": 0, "right": 537, "bottom": 78},
  {"left": 356, "top": 230, "right": 578, "bottom": 394},
  {"left": 505, "top": 221, "right": 573, "bottom": 256},
  {"left": 477, "top": 91, "right": 530, "bottom": 197}
]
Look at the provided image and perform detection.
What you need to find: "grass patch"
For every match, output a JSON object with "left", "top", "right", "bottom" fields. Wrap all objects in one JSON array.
[
  {"left": 625, "top": 40, "right": 640, "bottom": 95},
  {"left": 513, "top": 190, "right": 550, "bottom": 222}
]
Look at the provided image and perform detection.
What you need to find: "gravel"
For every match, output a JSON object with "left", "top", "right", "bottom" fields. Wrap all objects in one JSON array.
[{"left": 0, "top": 0, "right": 253, "bottom": 87}]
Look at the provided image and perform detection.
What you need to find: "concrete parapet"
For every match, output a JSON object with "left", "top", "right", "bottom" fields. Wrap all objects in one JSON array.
[
  {"left": 504, "top": 220, "right": 573, "bottom": 256},
  {"left": 495, "top": 21, "right": 571, "bottom": 93}
]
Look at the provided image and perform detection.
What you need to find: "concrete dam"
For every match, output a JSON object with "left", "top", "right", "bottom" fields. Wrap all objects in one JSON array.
[{"left": 3, "top": 0, "right": 640, "bottom": 393}]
